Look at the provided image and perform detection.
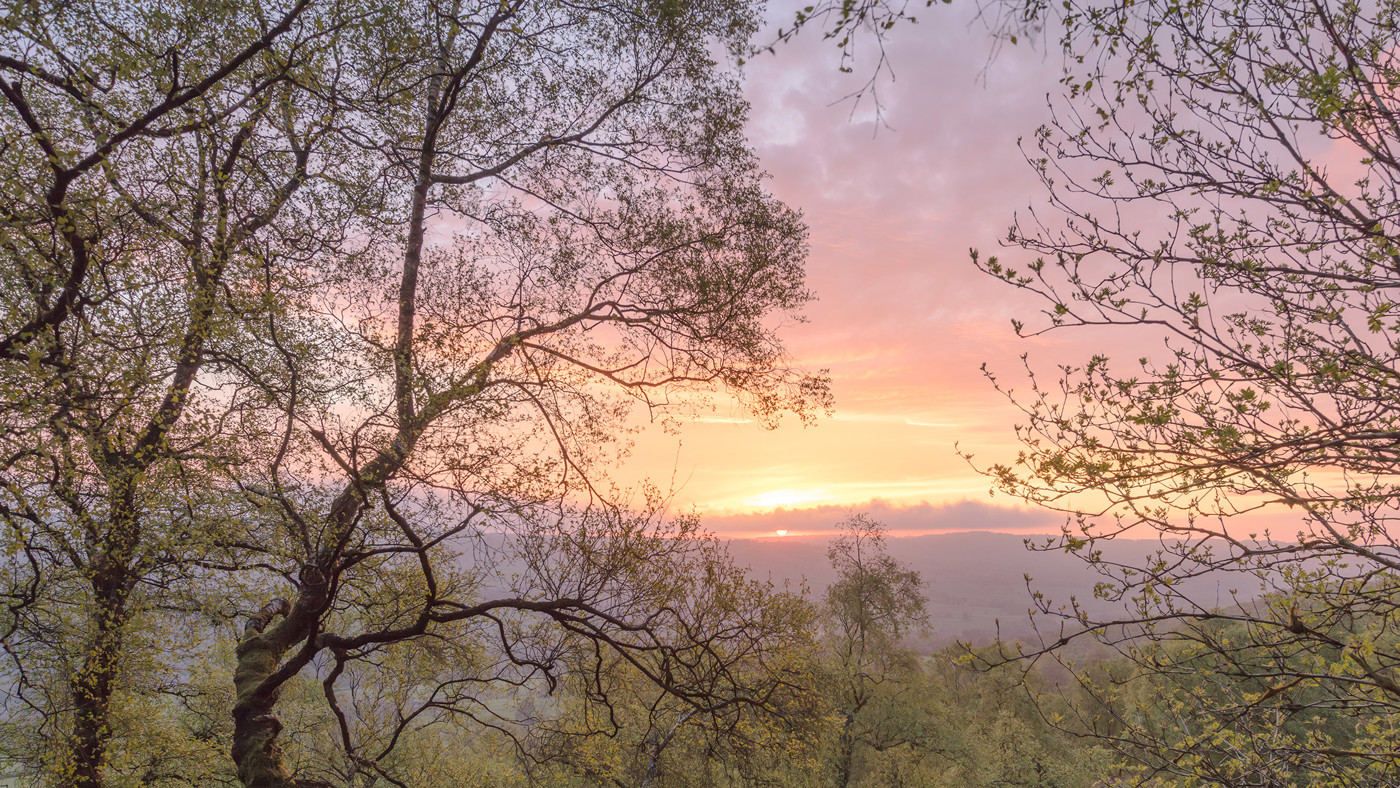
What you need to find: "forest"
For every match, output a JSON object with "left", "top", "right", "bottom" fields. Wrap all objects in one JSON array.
[{"left": 6, "top": 0, "right": 1400, "bottom": 785}]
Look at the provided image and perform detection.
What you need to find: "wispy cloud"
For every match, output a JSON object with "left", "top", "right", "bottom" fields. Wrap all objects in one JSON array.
[{"left": 705, "top": 499, "right": 1060, "bottom": 538}]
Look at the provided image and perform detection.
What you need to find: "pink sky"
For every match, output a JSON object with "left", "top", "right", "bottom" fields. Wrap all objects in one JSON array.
[
  {"left": 610, "top": 5, "right": 1322, "bottom": 540},
  {"left": 617, "top": 7, "right": 1075, "bottom": 531}
]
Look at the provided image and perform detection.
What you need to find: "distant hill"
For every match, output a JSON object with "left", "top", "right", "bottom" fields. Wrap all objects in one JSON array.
[
  {"left": 726, "top": 531, "right": 1254, "bottom": 647},
  {"left": 458, "top": 526, "right": 1260, "bottom": 651}
]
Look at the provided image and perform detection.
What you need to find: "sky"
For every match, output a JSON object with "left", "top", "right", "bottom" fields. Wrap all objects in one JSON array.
[
  {"left": 600, "top": 3, "right": 1384, "bottom": 543},
  {"left": 616, "top": 4, "right": 1089, "bottom": 536}
]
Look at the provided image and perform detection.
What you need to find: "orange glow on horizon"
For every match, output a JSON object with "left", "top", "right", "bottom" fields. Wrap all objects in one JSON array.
[{"left": 741, "top": 488, "right": 832, "bottom": 509}]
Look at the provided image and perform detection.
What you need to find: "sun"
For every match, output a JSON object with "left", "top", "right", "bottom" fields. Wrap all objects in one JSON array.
[
  {"left": 775, "top": 529, "right": 789, "bottom": 537},
  {"left": 740, "top": 488, "right": 830, "bottom": 510}
]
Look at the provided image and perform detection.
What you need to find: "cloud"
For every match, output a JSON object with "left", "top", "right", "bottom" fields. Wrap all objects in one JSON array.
[
  {"left": 735, "top": 6, "right": 1087, "bottom": 422},
  {"left": 703, "top": 498, "right": 1059, "bottom": 537}
]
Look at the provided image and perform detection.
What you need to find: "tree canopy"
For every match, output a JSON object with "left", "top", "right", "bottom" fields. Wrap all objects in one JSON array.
[
  {"left": 973, "top": 0, "right": 1400, "bottom": 782},
  {"left": 0, "top": 1, "right": 829, "bottom": 785}
]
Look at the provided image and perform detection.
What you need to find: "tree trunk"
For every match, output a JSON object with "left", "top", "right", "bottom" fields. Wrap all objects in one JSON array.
[
  {"left": 64, "top": 577, "right": 130, "bottom": 788},
  {"left": 836, "top": 719, "right": 857, "bottom": 788},
  {"left": 231, "top": 594, "right": 335, "bottom": 788},
  {"left": 231, "top": 600, "right": 298, "bottom": 788},
  {"left": 61, "top": 478, "right": 140, "bottom": 788}
]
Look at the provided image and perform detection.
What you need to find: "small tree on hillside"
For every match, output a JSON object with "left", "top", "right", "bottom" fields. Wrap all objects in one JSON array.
[{"left": 823, "top": 514, "right": 929, "bottom": 787}]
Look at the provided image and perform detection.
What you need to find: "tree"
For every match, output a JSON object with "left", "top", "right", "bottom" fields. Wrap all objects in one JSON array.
[
  {"left": 970, "top": 0, "right": 1400, "bottom": 782},
  {"left": 1, "top": 1, "right": 829, "bottom": 786},
  {"left": 821, "top": 514, "right": 928, "bottom": 787},
  {"left": 906, "top": 647, "right": 1111, "bottom": 788},
  {"left": 528, "top": 587, "right": 823, "bottom": 788},
  {"left": 810, "top": 517, "right": 1107, "bottom": 788},
  {"left": 0, "top": 2, "right": 338, "bottom": 783}
]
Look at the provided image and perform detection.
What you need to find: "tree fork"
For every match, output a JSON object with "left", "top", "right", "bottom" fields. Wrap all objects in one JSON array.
[{"left": 232, "top": 586, "right": 336, "bottom": 787}]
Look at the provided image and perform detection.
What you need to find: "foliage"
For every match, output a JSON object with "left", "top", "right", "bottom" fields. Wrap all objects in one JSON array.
[
  {"left": 972, "top": 0, "right": 1400, "bottom": 782},
  {"left": 0, "top": 0, "right": 830, "bottom": 785},
  {"left": 518, "top": 517, "right": 1108, "bottom": 788},
  {"left": 528, "top": 586, "right": 825, "bottom": 788},
  {"left": 1061, "top": 606, "right": 1400, "bottom": 786},
  {"left": 0, "top": 1, "right": 339, "bottom": 782},
  {"left": 921, "top": 648, "right": 1113, "bottom": 788}
]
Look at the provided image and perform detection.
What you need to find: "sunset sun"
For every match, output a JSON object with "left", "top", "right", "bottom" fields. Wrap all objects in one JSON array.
[{"left": 740, "top": 488, "right": 830, "bottom": 510}]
